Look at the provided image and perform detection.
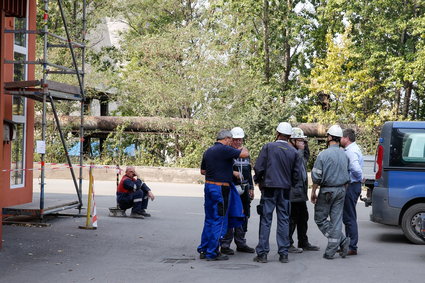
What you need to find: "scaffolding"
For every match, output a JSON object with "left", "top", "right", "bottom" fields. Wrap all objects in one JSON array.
[{"left": 3, "top": 0, "right": 87, "bottom": 217}]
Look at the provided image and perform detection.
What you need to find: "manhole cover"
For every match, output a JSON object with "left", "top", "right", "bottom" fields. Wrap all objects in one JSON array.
[
  {"left": 162, "top": 257, "right": 196, "bottom": 264},
  {"left": 211, "top": 263, "right": 260, "bottom": 270}
]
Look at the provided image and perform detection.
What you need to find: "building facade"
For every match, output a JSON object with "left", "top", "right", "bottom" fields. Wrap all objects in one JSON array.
[{"left": 1, "top": 0, "right": 36, "bottom": 246}]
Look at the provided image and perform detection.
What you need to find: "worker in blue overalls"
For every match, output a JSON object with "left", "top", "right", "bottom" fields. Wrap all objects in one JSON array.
[
  {"left": 220, "top": 127, "right": 255, "bottom": 255},
  {"left": 197, "top": 130, "right": 249, "bottom": 261}
]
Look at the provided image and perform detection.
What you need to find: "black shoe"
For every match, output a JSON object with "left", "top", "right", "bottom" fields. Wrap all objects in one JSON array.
[
  {"left": 206, "top": 254, "right": 229, "bottom": 261},
  {"left": 299, "top": 243, "right": 320, "bottom": 251},
  {"left": 199, "top": 252, "right": 206, "bottom": 259},
  {"left": 339, "top": 237, "right": 350, "bottom": 258},
  {"left": 288, "top": 245, "right": 303, "bottom": 253},
  {"left": 236, "top": 246, "right": 255, "bottom": 253},
  {"left": 220, "top": 247, "right": 235, "bottom": 255},
  {"left": 140, "top": 209, "right": 151, "bottom": 217},
  {"left": 253, "top": 254, "right": 267, "bottom": 263},
  {"left": 279, "top": 254, "right": 289, "bottom": 263},
  {"left": 130, "top": 212, "right": 145, "bottom": 219},
  {"left": 323, "top": 253, "right": 334, "bottom": 260}
]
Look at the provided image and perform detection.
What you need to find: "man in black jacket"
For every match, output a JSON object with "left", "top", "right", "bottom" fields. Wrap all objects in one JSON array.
[
  {"left": 288, "top": 128, "right": 320, "bottom": 253},
  {"left": 253, "top": 122, "right": 301, "bottom": 264}
]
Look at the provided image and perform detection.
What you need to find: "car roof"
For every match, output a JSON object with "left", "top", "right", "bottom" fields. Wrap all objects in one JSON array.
[{"left": 392, "top": 121, "right": 425, "bottom": 129}]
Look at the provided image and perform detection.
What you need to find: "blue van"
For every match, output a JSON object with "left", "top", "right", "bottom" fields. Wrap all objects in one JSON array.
[{"left": 370, "top": 121, "right": 425, "bottom": 244}]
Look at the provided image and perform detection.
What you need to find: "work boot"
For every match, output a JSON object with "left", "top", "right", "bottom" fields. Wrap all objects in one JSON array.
[
  {"left": 140, "top": 209, "right": 151, "bottom": 217},
  {"left": 130, "top": 212, "right": 145, "bottom": 219},
  {"left": 220, "top": 247, "right": 235, "bottom": 255},
  {"left": 323, "top": 253, "right": 334, "bottom": 260},
  {"left": 236, "top": 246, "right": 255, "bottom": 253},
  {"left": 253, "top": 254, "right": 268, "bottom": 263},
  {"left": 288, "top": 245, "right": 303, "bottom": 253},
  {"left": 339, "top": 237, "right": 350, "bottom": 258},
  {"left": 347, "top": 250, "right": 357, "bottom": 256},
  {"left": 279, "top": 254, "right": 289, "bottom": 263},
  {"left": 206, "top": 254, "right": 229, "bottom": 261},
  {"left": 299, "top": 243, "right": 320, "bottom": 251}
]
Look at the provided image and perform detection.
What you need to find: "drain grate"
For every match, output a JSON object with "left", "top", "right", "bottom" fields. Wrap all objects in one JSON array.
[{"left": 162, "top": 257, "right": 196, "bottom": 264}]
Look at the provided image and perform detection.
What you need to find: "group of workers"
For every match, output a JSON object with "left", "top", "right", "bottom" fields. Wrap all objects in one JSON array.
[
  {"left": 112, "top": 121, "right": 363, "bottom": 262},
  {"left": 197, "top": 123, "right": 363, "bottom": 262}
]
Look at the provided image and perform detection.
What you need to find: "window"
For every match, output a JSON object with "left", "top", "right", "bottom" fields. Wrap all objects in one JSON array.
[
  {"left": 390, "top": 128, "right": 425, "bottom": 168},
  {"left": 11, "top": 16, "right": 28, "bottom": 188}
]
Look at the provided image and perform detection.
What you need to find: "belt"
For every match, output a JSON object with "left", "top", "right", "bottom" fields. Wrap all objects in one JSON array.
[{"left": 205, "top": 180, "right": 230, "bottom": 186}]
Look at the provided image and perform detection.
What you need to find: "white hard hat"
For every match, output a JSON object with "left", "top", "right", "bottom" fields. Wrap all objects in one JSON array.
[
  {"left": 291, "top": 127, "right": 307, "bottom": 139},
  {"left": 231, "top": 127, "right": 245, "bottom": 138},
  {"left": 327, "top": 125, "right": 343, "bottom": 137},
  {"left": 276, "top": 122, "right": 292, "bottom": 135}
]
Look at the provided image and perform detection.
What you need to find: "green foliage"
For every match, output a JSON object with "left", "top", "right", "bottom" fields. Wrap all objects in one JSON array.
[{"left": 36, "top": 0, "right": 425, "bottom": 168}]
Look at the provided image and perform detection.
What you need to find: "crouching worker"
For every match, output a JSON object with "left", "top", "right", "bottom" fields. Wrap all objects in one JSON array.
[{"left": 117, "top": 166, "right": 155, "bottom": 219}]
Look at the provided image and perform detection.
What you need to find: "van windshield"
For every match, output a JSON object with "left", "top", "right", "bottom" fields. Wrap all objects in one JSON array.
[{"left": 390, "top": 128, "right": 425, "bottom": 167}]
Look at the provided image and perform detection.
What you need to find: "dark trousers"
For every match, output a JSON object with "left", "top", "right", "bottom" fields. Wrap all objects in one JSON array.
[
  {"left": 117, "top": 190, "right": 148, "bottom": 214},
  {"left": 289, "top": 201, "right": 309, "bottom": 247},
  {"left": 343, "top": 182, "right": 361, "bottom": 251},
  {"left": 256, "top": 188, "right": 291, "bottom": 256},
  {"left": 221, "top": 216, "right": 249, "bottom": 249}
]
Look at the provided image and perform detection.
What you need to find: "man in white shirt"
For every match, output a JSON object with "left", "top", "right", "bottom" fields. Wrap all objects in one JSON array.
[{"left": 340, "top": 128, "right": 364, "bottom": 256}]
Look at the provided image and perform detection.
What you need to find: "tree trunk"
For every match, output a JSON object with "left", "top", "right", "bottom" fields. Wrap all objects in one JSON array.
[
  {"left": 281, "top": 0, "right": 292, "bottom": 102},
  {"left": 394, "top": 88, "right": 401, "bottom": 115},
  {"left": 402, "top": 82, "right": 413, "bottom": 118},
  {"left": 263, "top": 0, "right": 271, "bottom": 83}
]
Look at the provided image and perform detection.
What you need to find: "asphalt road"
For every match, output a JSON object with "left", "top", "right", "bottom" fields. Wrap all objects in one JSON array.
[{"left": 0, "top": 180, "right": 424, "bottom": 283}]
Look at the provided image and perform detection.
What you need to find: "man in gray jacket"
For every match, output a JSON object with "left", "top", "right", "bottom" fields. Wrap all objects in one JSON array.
[
  {"left": 311, "top": 125, "right": 351, "bottom": 259},
  {"left": 253, "top": 122, "right": 301, "bottom": 263}
]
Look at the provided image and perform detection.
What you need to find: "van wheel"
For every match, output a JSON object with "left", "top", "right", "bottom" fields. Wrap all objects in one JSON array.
[{"left": 401, "top": 203, "right": 425, "bottom": 244}]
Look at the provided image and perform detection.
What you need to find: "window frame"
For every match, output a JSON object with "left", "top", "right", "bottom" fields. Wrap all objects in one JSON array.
[
  {"left": 10, "top": 7, "right": 29, "bottom": 189},
  {"left": 389, "top": 128, "right": 425, "bottom": 168}
]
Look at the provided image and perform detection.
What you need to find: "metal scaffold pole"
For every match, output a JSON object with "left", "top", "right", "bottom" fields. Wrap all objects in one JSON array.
[
  {"left": 40, "top": 0, "right": 49, "bottom": 211},
  {"left": 56, "top": 0, "right": 86, "bottom": 209},
  {"left": 79, "top": 0, "right": 87, "bottom": 212}
]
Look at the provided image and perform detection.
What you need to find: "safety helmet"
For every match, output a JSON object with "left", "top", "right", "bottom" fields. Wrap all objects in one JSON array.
[
  {"left": 291, "top": 127, "right": 307, "bottom": 139},
  {"left": 327, "top": 125, "right": 343, "bottom": 138},
  {"left": 276, "top": 122, "right": 292, "bottom": 136},
  {"left": 231, "top": 127, "right": 245, "bottom": 139}
]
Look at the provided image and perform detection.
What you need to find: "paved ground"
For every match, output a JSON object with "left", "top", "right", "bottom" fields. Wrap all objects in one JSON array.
[{"left": 1, "top": 179, "right": 424, "bottom": 283}]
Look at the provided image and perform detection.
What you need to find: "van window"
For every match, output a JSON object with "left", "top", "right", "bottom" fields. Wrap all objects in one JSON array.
[{"left": 390, "top": 128, "right": 425, "bottom": 167}]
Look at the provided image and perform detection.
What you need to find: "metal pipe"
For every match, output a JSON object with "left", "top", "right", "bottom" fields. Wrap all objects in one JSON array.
[
  {"left": 46, "top": 70, "right": 78, "bottom": 74},
  {"left": 79, "top": 0, "right": 88, "bottom": 212},
  {"left": 40, "top": 0, "right": 49, "bottom": 213},
  {"left": 49, "top": 96, "right": 83, "bottom": 207},
  {"left": 47, "top": 61, "right": 83, "bottom": 73},
  {"left": 47, "top": 31, "right": 85, "bottom": 47},
  {"left": 56, "top": 0, "right": 84, "bottom": 94}
]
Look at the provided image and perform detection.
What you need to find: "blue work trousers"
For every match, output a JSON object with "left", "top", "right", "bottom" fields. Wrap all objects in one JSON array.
[
  {"left": 198, "top": 184, "right": 230, "bottom": 259},
  {"left": 343, "top": 182, "right": 361, "bottom": 251},
  {"left": 117, "top": 190, "right": 148, "bottom": 214},
  {"left": 256, "top": 188, "right": 291, "bottom": 256},
  {"left": 314, "top": 186, "right": 346, "bottom": 256}
]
